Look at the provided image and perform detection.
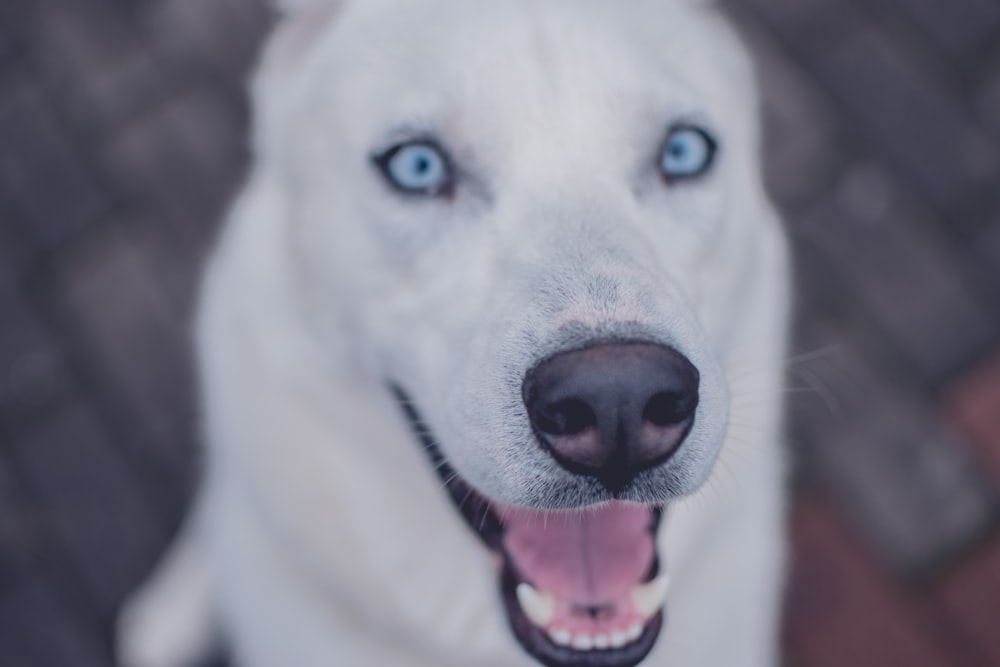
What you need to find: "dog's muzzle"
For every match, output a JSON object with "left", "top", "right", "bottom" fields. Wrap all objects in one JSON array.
[{"left": 391, "top": 339, "right": 703, "bottom": 667}]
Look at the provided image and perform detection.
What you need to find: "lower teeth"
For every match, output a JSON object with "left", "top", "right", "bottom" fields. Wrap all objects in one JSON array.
[{"left": 548, "top": 623, "right": 644, "bottom": 652}]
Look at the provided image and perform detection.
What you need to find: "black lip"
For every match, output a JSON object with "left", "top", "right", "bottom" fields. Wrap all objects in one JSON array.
[
  {"left": 391, "top": 385, "right": 666, "bottom": 667},
  {"left": 392, "top": 385, "right": 503, "bottom": 547}
]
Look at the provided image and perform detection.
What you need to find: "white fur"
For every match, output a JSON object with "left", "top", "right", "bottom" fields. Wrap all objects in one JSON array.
[{"left": 119, "top": 1, "right": 790, "bottom": 665}]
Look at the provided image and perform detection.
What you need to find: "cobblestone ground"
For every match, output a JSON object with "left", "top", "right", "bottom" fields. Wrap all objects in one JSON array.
[{"left": 1, "top": 1, "right": 999, "bottom": 665}]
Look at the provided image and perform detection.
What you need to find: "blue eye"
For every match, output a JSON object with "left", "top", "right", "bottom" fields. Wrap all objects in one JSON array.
[
  {"left": 659, "top": 126, "right": 716, "bottom": 182},
  {"left": 376, "top": 141, "right": 453, "bottom": 195}
]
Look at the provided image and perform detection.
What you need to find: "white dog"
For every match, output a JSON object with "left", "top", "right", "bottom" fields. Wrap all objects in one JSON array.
[{"left": 118, "top": 1, "right": 790, "bottom": 666}]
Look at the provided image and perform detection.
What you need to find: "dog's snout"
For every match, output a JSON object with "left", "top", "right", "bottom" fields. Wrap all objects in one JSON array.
[{"left": 522, "top": 342, "right": 699, "bottom": 493}]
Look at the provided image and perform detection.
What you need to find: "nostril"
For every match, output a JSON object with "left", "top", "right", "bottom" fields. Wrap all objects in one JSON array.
[
  {"left": 523, "top": 341, "right": 700, "bottom": 490},
  {"left": 642, "top": 390, "right": 696, "bottom": 427},
  {"left": 537, "top": 398, "right": 596, "bottom": 436}
]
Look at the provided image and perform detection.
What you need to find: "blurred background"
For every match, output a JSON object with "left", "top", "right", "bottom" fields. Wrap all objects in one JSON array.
[{"left": 1, "top": 0, "right": 999, "bottom": 665}]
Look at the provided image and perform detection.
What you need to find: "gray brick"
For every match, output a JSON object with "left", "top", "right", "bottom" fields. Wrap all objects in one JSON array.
[
  {"left": 733, "top": 0, "right": 842, "bottom": 35},
  {"left": 35, "top": 1, "right": 167, "bottom": 134},
  {"left": 0, "top": 208, "right": 34, "bottom": 286},
  {"left": 139, "top": 0, "right": 271, "bottom": 82},
  {"left": 762, "top": 3, "right": 998, "bottom": 210},
  {"left": 54, "top": 228, "right": 199, "bottom": 485},
  {"left": 0, "top": 463, "right": 36, "bottom": 593},
  {"left": 127, "top": 218, "right": 211, "bottom": 326},
  {"left": 10, "top": 402, "right": 166, "bottom": 615},
  {"left": 975, "top": 59, "right": 1000, "bottom": 143},
  {"left": 0, "top": 573, "right": 109, "bottom": 667},
  {"left": 0, "top": 0, "right": 32, "bottom": 63},
  {"left": 974, "top": 210, "right": 1000, "bottom": 285},
  {"left": 99, "top": 90, "right": 249, "bottom": 250},
  {"left": 0, "top": 85, "right": 109, "bottom": 248},
  {"left": 878, "top": 0, "right": 1000, "bottom": 57},
  {"left": 728, "top": 13, "right": 846, "bottom": 213},
  {"left": 0, "top": 283, "right": 74, "bottom": 433},
  {"left": 797, "top": 169, "right": 998, "bottom": 383},
  {"left": 790, "top": 342, "right": 997, "bottom": 574}
]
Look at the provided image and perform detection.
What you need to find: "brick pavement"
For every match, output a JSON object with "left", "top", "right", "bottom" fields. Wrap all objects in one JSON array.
[{"left": 1, "top": 1, "right": 999, "bottom": 665}]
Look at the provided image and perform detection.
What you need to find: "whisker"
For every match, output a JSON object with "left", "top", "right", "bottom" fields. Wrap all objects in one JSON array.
[
  {"left": 457, "top": 486, "right": 475, "bottom": 513},
  {"left": 727, "top": 343, "right": 843, "bottom": 382},
  {"left": 439, "top": 471, "right": 460, "bottom": 491},
  {"left": 790, "top": 365, "right": 844, "bottom": 420},
  {"left": 729, "top": 385, "right": 836, "bottom": 401}
]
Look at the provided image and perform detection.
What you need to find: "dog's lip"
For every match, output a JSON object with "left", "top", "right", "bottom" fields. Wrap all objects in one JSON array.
[{"left": 391, "top": 384, "right": 667, "bottom": 667}]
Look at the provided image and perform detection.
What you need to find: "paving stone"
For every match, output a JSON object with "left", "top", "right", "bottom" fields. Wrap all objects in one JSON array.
[
  {"left": 0, "top": 571, "right": 110, "bottom": 667},
  {"left": 976, "top": 59, "right": 1000, "bottom": 142},
  {"left": 9, "top": 401, "right": 166, "bottom": 616},
  {"left": 758, "top": 2, "right": 998, "bottom": 210},
  {"left": 797, "top": 184, "right": 998, "bottom": 384},
  {"left": 789, "top": 343, "right": 997, "bottom": 575},
  {"left": 51, "top": 227, "right": 199, "bottom": 489},
  {"left": 943, "top": 346, "right": 1000, "bottom": 486},
  {"left": 726, "top": 9, "right": 846, "bottom": 213},
  {"left": 127, "top": 217, "right": 212, "bottom": 325},
  {"left": 931, "top": 537, "right": 1000, "bottom": 666},
  {"left": 735, "top": 0, "right": 842, "bottom": 36},
  {"left": 0, "top": 462, "right": 37, "bottom": 595},
  {"left": 974, "top": 209, "right": 1000, "bottom": 287},
  {"left": 0, "top": 207, "right": 35, "bottom": 287},
  {"left": 34, "top": 0, "right": 168, "bottom": 135},
  {"left": 875, "top": 0, "right": 1000, "bottom": 58},
  {"left": 0, "top": 84, "right": 109, "bottom": 249},
  {"left": 0, "top": 281, "right": 74, "bottom": 434},
  {"left": 784, "top": 496, "right": 957, "bottom": 667},
  {"left": 99, "top": 89, "right": 250, "bottom": 251},
  {"left": 0, "top": 0, "right": 31, "bottom": 66},
  {"left": 138, "top": 0, "right": 272, "bottom": 82}
]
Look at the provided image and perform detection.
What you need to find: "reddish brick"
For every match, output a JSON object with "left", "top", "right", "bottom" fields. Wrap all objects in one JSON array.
[
  {"left": 785, "top": 339, "right": 995, "bottom": 573},
  {"left": 932, "top": 537, "right": 1000, "bottom": 665},
  {"left": 784, "top": 496, "right": 955, "bottom": 667},
  {"left": 943, "top": 348, "right": 1000, "bottom": 485}
]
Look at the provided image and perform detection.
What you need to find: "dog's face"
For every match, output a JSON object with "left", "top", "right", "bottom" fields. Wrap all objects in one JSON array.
[{"left": 257, "top": 0, "right": 786, "bottom": 665}]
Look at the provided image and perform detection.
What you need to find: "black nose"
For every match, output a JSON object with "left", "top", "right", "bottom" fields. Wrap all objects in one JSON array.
[{"left": 522, "top": 342, "right": 699, "bottom": 493}]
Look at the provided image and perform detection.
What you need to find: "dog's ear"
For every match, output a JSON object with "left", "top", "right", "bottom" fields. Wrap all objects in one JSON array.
[{"left": 258, "top": 0, "right": 346, "bottom": 79}]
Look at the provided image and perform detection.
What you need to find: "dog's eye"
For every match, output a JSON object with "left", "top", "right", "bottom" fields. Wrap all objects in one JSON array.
[
  {"left": 375, "top": 141, "right": 453, "bottom": 196},
  {"left": 659, "top": 126, "right": 717, "bottom": 182}
]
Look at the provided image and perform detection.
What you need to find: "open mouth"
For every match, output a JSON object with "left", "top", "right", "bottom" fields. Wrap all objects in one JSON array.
[{"left": 393, "top": 387, "right": 668, "bottom": 667}]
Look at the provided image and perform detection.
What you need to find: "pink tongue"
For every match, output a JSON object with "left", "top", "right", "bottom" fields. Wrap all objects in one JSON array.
[{"left": 502, "top": 501, "right": 655, "bottom": 604}]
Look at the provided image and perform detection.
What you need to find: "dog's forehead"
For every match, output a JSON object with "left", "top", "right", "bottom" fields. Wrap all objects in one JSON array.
[{"left": 318, "top": 0, "right": 729, "bottom": 127}]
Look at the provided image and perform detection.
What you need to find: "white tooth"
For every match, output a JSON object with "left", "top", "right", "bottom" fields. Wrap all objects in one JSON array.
[
  {"left": 549, "top": 628, "right": 572, "bottom": 646},
  {"left": 626, "top": 623, "right": 643, "bottom": 641},
  {"left": 593, "top": 634, "right": 610, "bottom": 650},
  {"left": 629, "top": 574, "right": 671, "bottom": 619},
  {"left": 610, "top": 630, "right": 628, "bottom": 648},
  {"left": 516, "top": 583, "right": 555, "bottom": 627},
  {"left": 571, "top": 634, "right": 594, "bottom": 651}
]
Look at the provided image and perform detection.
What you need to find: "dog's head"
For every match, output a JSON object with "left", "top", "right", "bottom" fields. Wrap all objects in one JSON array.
[{"left": 254, "top": 0, "right": 788, "bottom": 665}]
